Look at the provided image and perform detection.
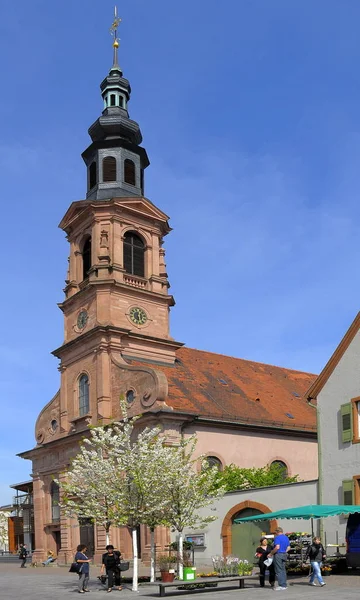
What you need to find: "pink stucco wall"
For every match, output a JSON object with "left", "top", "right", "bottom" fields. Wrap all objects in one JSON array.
[{"left": 186, "top": 425, "right": 318, "bottom": 480}]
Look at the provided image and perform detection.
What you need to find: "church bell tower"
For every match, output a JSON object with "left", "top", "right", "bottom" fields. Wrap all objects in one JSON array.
[{"left": 53, "top": 10, "right": 181, "bottom": 429}]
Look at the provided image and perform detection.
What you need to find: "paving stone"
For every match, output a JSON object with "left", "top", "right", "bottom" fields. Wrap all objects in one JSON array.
[{"left": 1, "top": 564, "right": 360, "bottom": 600}]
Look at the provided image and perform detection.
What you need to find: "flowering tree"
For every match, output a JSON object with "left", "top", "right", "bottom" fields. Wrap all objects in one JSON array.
[
  {"left": 161, "top": 436, "right": 226, "bottom": 579},
  {"left": 57, "top": 426, "right": 123, "bottom": 545},
  {"left": 0, "top": 511, "right": 9, "bottom": 550},
  {"left": 58, "top": 415, "right": 172, "bottom": 591},
  {"left": 107, "top": 423, "right": 174, "bottom": 590}
]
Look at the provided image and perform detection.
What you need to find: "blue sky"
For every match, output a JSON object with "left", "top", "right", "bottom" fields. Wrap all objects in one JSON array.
[{"left": 1, "top": 0, "right": 360, "bottom": 502}]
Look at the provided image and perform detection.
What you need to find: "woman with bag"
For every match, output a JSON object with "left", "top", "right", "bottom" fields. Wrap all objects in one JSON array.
[
  {"left": 100, "top": 544, "right": 123, "bottom": 593},
  {"left": 75, "top": 544, "right": 91, "bottom": 594},
  {"left": 255, "top": 537, "right": 275, "bottom": 588}
]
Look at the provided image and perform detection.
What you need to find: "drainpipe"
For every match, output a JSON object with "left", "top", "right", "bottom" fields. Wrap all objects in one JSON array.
[
  {"left": 308, "top": 397, "right": 322, "bottom": 538},
  {"left": 179, "top": 416, "right": 198, "bottom": 440}
]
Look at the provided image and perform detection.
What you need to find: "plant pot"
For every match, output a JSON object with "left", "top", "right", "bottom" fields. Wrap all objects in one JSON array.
[
  {"left": 161, "top": 571, "right": 175, "bottom": 583},
  {"left": 182, "top": 567, "right": 196, "bottom": 581}
]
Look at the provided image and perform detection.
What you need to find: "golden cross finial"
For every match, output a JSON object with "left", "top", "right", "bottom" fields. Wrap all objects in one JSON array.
[{"left": 110, "top": 5, "right": 121, "bottom": 65}]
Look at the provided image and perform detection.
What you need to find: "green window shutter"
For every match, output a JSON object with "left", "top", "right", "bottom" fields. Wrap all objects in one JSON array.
[
  {"left": 343, "top": 479, "right": 354, "bottom": 505},
  {"left": 341, "top": 403, "right": 353, "bottom": 443}
]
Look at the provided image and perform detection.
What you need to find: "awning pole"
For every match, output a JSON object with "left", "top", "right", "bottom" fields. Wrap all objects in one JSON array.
[{"left": 311, "top": 518, "right": 314, "bottom": 538}]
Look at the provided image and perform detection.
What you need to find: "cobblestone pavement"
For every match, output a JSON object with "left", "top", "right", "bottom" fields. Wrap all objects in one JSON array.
[{"left": 1, "top": 565, "right": 360, "bottom": 600}]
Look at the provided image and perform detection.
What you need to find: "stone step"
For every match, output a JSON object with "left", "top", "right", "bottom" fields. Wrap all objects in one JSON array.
[{"left": 0, "top": 555, "right": 24, "bottom": 563}]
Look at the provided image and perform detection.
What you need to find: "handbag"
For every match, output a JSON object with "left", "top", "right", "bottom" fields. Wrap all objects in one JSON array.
[
  {"left": 119, "top": 561, "right": 130, "bottom": 572},
  {"left": 69, "top": 562, "right": 81, "bottom": 573}
]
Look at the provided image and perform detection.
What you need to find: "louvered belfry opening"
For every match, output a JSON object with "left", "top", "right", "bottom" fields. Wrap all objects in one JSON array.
[
  {"left": 82, "top": 236, "right": 92, "bottom": 280},
  {"left": 124, "top": 159, "right": 136, "bottom": 186},
  {"left": 89, "top": 161, "right": 97, "bottom": 189},
  {"left": 103, "top": 156, "right": 117, "bottom": 182},
  {"left": 123, "top": 231, "right": 145, "bottom": 277}
]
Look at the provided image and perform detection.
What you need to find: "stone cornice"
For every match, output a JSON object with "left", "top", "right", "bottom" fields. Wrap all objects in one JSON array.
[
  {"left": 58, "top": 279, "right": 175, "bottom": 313},
  {"left": 51, "top": 324, "right": 183, "bottom": 360}
]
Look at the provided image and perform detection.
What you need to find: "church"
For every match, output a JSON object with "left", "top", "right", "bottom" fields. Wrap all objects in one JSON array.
[{"left": 18, "top": 16, "right": 318, "bottom": 564}]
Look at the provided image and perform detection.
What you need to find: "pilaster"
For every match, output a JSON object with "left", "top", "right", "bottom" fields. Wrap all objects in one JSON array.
[{"left": 31, "top": 476, "right": 46, "bottom": 563}]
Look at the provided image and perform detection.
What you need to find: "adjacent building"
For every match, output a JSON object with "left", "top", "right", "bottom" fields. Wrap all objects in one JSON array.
[{"left": 307, "top": 312, "right": 360, "bottom": 544}]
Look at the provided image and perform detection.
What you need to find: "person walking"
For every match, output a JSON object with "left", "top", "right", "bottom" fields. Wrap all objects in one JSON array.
[
  {"left": 19, "top": 543, "right": 28, "bottom": 568},
  {"left": 75, "top": 544, "right": 91, "bottom": 594},
  {"left": 255, "top": 536, "right": 275, "bottom": 588},
  {"left": 269, "top": 527, "right": 290, "bottom": 591},
  {"left": 305, "top": 537, "right": 326, "bottom": 587},
  {"left": 100, "top": 544, "right": 122, "bottom": 593}
]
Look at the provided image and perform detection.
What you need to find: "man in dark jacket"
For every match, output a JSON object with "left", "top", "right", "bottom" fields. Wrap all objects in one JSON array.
[
  {"left": 305, "top": 537, "right": 326, "bottom": 587},
  {"left": 19, "top": 544, "right": 28, "bottom": 568},
  {"left": 100, "top": 545, "right": 122, "bottom": 593}
]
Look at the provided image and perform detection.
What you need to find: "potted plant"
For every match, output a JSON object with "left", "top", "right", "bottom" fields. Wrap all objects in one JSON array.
[
  {"left": 157, "top": 554, "right": 177, "bottom": 582},
  {"left": 181, "top": 552, "right": 197, "bottom": 581}
]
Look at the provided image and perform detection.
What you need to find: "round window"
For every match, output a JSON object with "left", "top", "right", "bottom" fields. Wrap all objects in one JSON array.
[
  {"left": 126, "top": 390, "right": 135, "bottom": 404},
  {"left": 51, "top": 419, "right": 58, "bottom": 432}
]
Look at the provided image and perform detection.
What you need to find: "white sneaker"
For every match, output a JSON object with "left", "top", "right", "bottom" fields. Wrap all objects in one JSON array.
[
  {"left": 309, "top": 582, "right": 316, "bottom": 586},
  {"left": 320, "top": 582, "right": 326, "bottom": 587},
  {"left": 273, "top": 587, "right": 287, "bottom": 591}
]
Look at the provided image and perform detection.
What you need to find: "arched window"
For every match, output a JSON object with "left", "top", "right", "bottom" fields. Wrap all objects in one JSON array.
[
  {"left": 50, "top": 481, "right": 60, "bottom": 522},
  {"left": 270, "top": 460, "right": 288, "bottom": 481},
  {"left": 124, "top": 159, "right": 136, "bottom": 186},
  {"left": 89, "top": 162, "right": 97, "bottom": 189},
  {"left": 119, "top": 95, "right": 124, "bottom": 108},
  {"left": 79, "top": 374, "right": 89, "bottom": 416},
  {"left": 110, "top": 94, "right": 116, "bottom": 106},
  {"left": 82, "top": 236, "right": 91, "bottom": 281},
  {"left": 204, "top": 456, "right": 223, "bottom": 471},
  {"left": 103, "top": 156, "right": 117, "bottom": 182},
  {"left": 123, "top": 232, "right": 145, "bottom": 277}
]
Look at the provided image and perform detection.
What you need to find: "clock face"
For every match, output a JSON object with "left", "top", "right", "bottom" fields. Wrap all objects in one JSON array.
[
  {"left": 77, "top": 310, "right": 88, "bottom": 330},
  {"left": 129, "top": 307, "right": 148, "bottom": 326}
]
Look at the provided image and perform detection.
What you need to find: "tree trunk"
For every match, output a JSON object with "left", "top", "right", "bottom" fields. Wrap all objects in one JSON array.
[
  {"left": 105, "top": 525, "right": 110, "bottom": 547},
  {"left": 150, "top": 528, "right": 155, "bottom": 583},
  {"left": 132, "top": 527, "right": 139, "bottom": 592},
  {"left": 178, "top": 531, "right": 183, "bottom": 580}
]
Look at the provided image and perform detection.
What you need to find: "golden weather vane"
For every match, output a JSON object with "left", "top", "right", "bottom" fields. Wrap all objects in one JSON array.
[{"left": 110, "top": 5, "right": 121, "bottom": 63}]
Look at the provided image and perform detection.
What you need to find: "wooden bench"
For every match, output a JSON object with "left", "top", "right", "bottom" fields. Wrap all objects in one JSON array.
[{"left": 149, "top": 575, "right": 257, "bottom": 596}]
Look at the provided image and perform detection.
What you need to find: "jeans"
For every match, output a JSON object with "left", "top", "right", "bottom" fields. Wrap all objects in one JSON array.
[
  {"left": 310, "top": 561, "right": 324, "bottom": 585},
  {"left": 78, "top": 572, "right": 89, "bottom": 591},
  {"left": 274, "top": 553, "right": 287, "bottom": 588}
]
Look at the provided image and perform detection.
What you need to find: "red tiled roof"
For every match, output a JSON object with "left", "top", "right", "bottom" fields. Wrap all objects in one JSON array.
[{"left": 158, "top": 347, "right": 317, "bottom": 432}]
